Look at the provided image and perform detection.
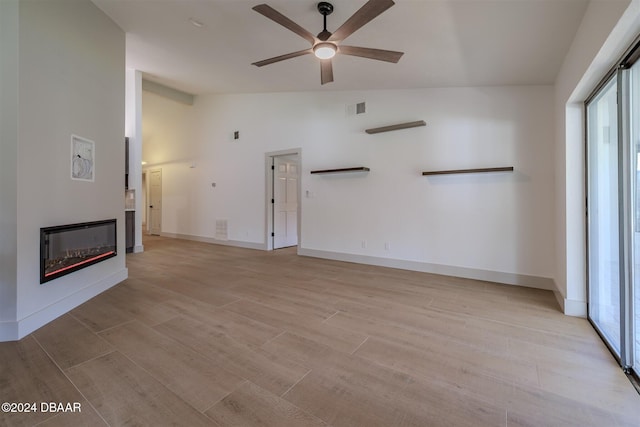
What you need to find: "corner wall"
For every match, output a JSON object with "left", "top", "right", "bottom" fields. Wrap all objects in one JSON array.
[
  {"left": 0, "top": 0, "right": 127, "bottom": 341},
  {"left": 144, "top": 85, "right": 557, "bottom": 290},
  {"left": 554, "top": 0, "right": 639, "bottom": 316},
  {"left": 0, "top": 0, "right": 19, "bottom": 335}
]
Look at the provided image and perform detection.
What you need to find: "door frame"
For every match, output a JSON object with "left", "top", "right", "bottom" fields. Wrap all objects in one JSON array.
[{"left": 265, "top": 148, "right": 301, "bottom": 251}]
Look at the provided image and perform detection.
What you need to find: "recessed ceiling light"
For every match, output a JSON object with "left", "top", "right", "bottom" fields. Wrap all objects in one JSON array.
[{"left": 188, "top": 18, "right": 205, "bottom": 28}]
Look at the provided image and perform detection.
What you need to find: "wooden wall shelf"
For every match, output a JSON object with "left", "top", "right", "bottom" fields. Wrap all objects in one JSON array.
[
  {"left": 310, "top": 167, "right": 370, "bottom": 175},
  {"left": 365, "top": 120, "right": 426, "bottom": 134},
  {"left": 422, "top": 166, "right": 514, "bottom": 176}
]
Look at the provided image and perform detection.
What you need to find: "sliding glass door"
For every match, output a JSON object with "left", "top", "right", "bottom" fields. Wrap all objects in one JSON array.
[
  {"left": 631, "top": 61, "right": 640, "bottom": 376},
  {"left": 587, "top": 76, "right": 621, "bottom": 356},
  {"left": 587, "top": 42, "right": 640, "bottom": 378}
]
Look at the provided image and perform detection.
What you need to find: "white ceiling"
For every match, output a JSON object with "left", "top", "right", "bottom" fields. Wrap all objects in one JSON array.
[{"left": 91, "top": 0, "right": 590, "bottom": 95}]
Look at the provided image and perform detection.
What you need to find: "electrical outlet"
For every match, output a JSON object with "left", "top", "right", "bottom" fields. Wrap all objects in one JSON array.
[
  {"left": 384, "top": 242, "right": 390, "bottom": 251},
  {"left": 361, "top": 240, "right": 367, "bottom": 249}
]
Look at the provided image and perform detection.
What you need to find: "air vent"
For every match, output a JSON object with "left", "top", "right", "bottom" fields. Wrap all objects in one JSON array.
[
  {"left": 356, "top": 102, "right": 366, "bottom": 114},
  {"left": 215, "top": 219, "right": 228, "bottom": 241}
]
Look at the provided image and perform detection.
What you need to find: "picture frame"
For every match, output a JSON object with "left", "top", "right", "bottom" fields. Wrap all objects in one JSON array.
[{"left": 71, "top": 134, "right": 95, "bottom": 182}]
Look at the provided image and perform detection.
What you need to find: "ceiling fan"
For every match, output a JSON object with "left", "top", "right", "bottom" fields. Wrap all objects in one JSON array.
[{"left": 251, "top": 0, "right": 404, "bottom": 85}]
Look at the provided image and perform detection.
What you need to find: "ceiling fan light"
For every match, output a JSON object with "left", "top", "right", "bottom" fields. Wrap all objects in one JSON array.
[{"left": 314, "top": 42, "right": 336, "bottom": 60}]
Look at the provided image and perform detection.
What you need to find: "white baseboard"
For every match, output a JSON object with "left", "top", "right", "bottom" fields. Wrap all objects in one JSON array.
[
  {"left": 161, "top": 232, "right": 267, "bottom": 251},
  {"left": 134, "top": 244, "right": 144, "bottom": 253},
  {"left": 552, "top": 290, "right": 587, "bottom": 317},
  {"left": 0, "top": 268, "right": 128, "bottom": 342},
  {"left": 298, "top": 247, "right": 557, "bottom": 291}
]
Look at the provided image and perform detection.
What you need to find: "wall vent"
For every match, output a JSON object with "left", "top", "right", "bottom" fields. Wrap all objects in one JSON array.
[
  {"left": 215, "top": 219, "right": 228, "bottom": 241},
  {"left": 356, "top": 102, "right": 366, "bottom": 114}
]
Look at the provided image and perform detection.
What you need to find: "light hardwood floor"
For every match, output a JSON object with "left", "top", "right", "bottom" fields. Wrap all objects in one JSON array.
[{"left": 1, "top": 235, "right": 639, "bottom": 426}]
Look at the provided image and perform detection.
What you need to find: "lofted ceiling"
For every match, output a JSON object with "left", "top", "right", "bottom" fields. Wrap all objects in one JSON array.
[{"left": 91, "top": 0, "right": 590, "bottom": 95}]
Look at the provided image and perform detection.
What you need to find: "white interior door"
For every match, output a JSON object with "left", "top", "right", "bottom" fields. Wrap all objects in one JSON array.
[
  {"left": 149, "top": 169, "right": 162, "bottom": 236},
  {"left": 273, "top": 156, "right": 298, "bottom": 249}
]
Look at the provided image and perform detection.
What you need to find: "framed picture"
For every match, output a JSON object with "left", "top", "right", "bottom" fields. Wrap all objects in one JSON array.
[{"left": 71, "top": 135, "right": 95, "bottom": 182}]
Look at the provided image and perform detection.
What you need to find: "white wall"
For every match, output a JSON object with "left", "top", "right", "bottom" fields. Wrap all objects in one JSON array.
[
  {"left": 0, "top": 0, "right": 127, "bottom": 341},
  {"left": 144, "top": 85, "right": 556, "bottom": 288},
  {"left": 0, "top": 0, "right": 19, "bottom": 328},
  {"left": 554, "top": 0, "right": 639, "bottom": 315},
  {"left": 142, "top": 90, "right": 198, "bottom": 235}
]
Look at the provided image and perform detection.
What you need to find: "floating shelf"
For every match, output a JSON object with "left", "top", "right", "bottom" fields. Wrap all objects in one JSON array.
[
  {"left": 365, "top": 120, "right": 426, "bottom": 134},
  {"left": 422, "top": 166, "right": 514, "bottom": 176},
  {"left": 310, "top": 167, "right": 370, "bottom": 175}
]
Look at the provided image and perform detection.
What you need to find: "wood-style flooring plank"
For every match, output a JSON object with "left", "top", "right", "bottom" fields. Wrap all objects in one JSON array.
[
  {"left": 65, "top": 351, "right": 216, "bottom": 426},
  {"left": 99, "top": 320, "right": 246, "bottom": 411},
  {"left": 34, "top": 406, "right": 108, "bottom": 427},
  {"left": 280, "top": 341, "right": 413, "bottom": 427},
  {"left": 157, "top": 298, "right": 283, "bottom": 349},
  {"left": 505, "top": 383, "right": 625, "bottom": 427},
  {"left": 223, "top": 299, "right": 369, "bottom": 354},
  {"left": 205, "top": 381, "right": 328, "bottom": 427},
  {"left": 154, "top": 316, "right": 311, "bottom": 397},
  {"left": 226, "top": 282, "right": 339, "bottom": 320},
  {"left": 395, "top": 376, "right": 506, "bottom": 427},
  {"left": 354, "top": 332, "right": 539, "bottom": 387},
  {"left": 0, "top": 336, "right": 99, "bottom": 427},
  {"left": 325, "top": 304, "right": 511, "bottom": 354},
  {"left": 32, "top": 313, "right": 113, "bottom": 370},
  {"left": 151, "top": 276, "right": 241, "bottom": 308},
  {"left": 69, "top": 280, "right": 181, "bottom": 332}
]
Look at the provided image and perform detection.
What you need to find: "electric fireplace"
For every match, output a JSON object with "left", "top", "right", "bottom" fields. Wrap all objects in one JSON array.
[{"left": 40, "top": 219, "right": 117, "bottom": 284}]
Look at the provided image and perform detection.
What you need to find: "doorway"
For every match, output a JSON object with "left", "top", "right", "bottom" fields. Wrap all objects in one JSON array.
[
  {"left": 266, "top": 150, "right": 301, "bottom": 250},
  {"left": 141, "top": 171, "right": 147, "bottom": 230},
  {"left": 148, "top": 168, "right": 162, "bottom": 236}
]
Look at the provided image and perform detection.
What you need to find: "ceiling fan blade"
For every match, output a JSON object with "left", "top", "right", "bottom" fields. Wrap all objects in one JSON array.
[
  {"left": 252, "top": 49, "right": 313, "bottom": 67},
  {"left": 338, "top": 45, "right": 404, "bottom": 63},
  {"left": 253, "top": 4, "right": 317, "bottom": 45},
  {"left": 320, "top": 59, "right": 334, "bottom": 85},
  {"left": 328, "top": 0, "right": 395, "bottom": 42}
]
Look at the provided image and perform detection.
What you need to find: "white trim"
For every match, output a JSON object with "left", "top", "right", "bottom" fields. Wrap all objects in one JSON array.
[
  {"left": 0, "top": 268, "right": 128, "bottom": 342},
  {"left": 299, "top": 247, "right": 558, "bottom": 291},
  {"left": 552, "top": 290, "right": 587, "bottom": 317},
  {"left": 161, "top": 232, "right": 267, "bottom": 250}
]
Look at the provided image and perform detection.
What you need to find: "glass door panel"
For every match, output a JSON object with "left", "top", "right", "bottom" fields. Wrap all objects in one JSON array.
[
  {"left": 631, "top": 62, "right": 640, "bottom": 375},
  {"left": 587, "top": 76, "right": 621, "bottom": 356}
]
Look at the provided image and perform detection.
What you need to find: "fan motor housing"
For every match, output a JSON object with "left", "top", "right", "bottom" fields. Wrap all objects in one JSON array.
[{"left": 317, "top": 2, "right": 334, "bottom": 16}]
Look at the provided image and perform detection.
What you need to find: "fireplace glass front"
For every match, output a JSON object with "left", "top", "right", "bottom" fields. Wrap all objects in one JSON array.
[{"left": 40, "top": 219, "right": 117, "bottom": 284}]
